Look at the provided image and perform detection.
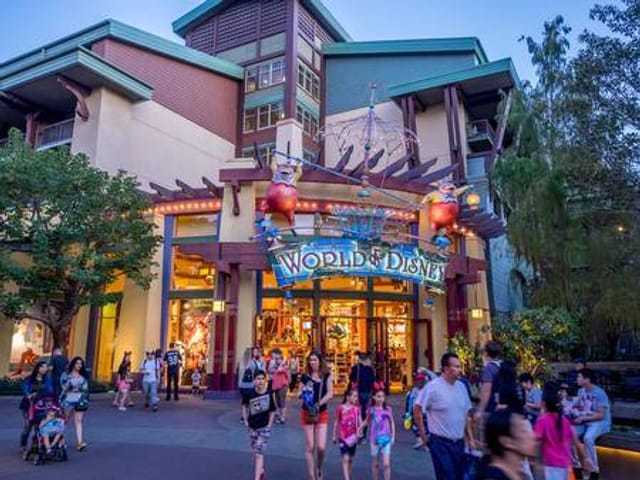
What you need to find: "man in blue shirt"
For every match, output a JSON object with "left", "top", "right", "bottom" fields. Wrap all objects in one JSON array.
[{"left": 572, "top": 368, "right": 611, "bottom": 480}]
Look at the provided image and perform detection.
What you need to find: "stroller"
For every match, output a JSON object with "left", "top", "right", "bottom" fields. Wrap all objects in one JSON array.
[{"left": 22, "top": 396, "right": 68, "bottom": 465}]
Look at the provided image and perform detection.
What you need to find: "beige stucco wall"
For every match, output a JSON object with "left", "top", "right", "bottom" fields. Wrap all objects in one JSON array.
[
  {"left": 72, "top": 87, "right": 235, "bottom": 190},
  {"left": 112, "top": 215, "right": 164, "bottom": 373}
]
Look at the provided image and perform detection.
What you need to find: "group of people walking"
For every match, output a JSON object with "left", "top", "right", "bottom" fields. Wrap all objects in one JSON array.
[
  {"left": 19, "top": 348, "right": 90, "bottom": 456},
  {"left": 239, "top": 347, "right": 396, "bottom": 480},
  {"left": 112, "top": 342, "right": 204, "bottom": 412}
]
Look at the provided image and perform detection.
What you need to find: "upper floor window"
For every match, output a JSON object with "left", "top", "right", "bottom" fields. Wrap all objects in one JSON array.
[
  {"left": 297, "top": 61, "right": 320, "bottom": 100},
  {"left": 245, "top": 58, "right": 285, "bottom": 93},
  {"left": 244, "top": 102, "right": 285, "bottom": 133},
  {"left": 242, "top": 143, "right": 276, "bottom": 164},
  {"left": 296, "top": 105, "right": 319, "bottom": 138}
]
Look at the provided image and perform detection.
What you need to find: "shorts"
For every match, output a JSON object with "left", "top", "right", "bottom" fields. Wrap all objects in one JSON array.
[
  {"left": 339, "top": 442, "right": 357, "bottom": 457},
  {"left": 301, "top": 409, "right": 329, "bottom": 425},
  {"left": 370, "top": 441, "right": 392, "bottom": 457},
  {"left": 274, "top": 387, "right": 287, "bottom": 409},
  {"left": 249, "top": 427, "right": 271, "bottom": 454}
]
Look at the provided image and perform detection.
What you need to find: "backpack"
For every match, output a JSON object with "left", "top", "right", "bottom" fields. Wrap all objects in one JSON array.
[{"left": 242, "top": 366, "right": 253, "bottom": 383}]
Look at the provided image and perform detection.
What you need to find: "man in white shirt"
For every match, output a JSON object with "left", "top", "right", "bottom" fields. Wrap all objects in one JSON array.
[
  {"left": 141, "top": 350, "right": 161, "bottom": 412},
  {"left": 414, "top": 353, "right": 472, "bottom": 480}
]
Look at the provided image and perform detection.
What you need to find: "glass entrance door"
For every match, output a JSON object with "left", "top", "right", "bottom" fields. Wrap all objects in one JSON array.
[{"left": 320, "top": 299, "right": 367, "bottom": 395}]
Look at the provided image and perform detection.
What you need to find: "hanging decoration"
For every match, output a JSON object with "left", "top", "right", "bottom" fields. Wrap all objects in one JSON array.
[
  {"left": 422, "top": 180, "right": 471, "bottom": 252},
  {"left": 260, "top": 156, "right": 302, "bottom": 225}
]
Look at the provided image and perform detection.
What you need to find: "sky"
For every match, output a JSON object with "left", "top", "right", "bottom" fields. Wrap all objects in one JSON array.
[{"left": 0, "top": 0, "right": 614, "bottom": 83}]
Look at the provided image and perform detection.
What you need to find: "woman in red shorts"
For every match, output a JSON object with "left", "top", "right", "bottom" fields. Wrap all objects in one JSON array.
[{"left": 300, "top": 350, "right": 334, "bottom": 480}]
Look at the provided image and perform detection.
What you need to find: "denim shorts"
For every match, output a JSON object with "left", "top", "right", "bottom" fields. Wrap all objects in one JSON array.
[{"left": 370, "top": 441, "right": 391, "bottom": 457}]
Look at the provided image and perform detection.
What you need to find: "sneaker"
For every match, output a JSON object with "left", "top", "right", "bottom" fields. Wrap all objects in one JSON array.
[
  {"left": 118, "top": 406, "right": 126, "bottom": 412},
  {"left": 152, "top": 405, "right": 158, "bottom": 412},
  {"left": 412, "top": 439, "right": 424, "bottom": 449},
  {"left": 144, "top": 403, "right": 149, "bottom": 409},
  {"left": 127, "top": 403, "right": 134, "bottom": 407}
]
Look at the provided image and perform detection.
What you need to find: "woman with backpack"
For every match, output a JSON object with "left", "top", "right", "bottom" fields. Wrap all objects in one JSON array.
[{"left": 238, "top": 347, "right": 265, "bottom": 422}]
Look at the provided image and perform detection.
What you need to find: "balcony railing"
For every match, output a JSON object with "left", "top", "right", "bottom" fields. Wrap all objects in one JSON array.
[
  {"left": 36, "top": 118, "right": 74, "bottom": 150},
  {"left": 467, "top": 119, "right": 496, "bottom": 152}
]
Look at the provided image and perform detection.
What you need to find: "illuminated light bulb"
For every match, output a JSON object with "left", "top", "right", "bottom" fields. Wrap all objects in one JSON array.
[
  {"left": 179, "top": 204, "right": 186, "bottom": 210},
  {"left": 312, "top": 202, "right": 318, "bottom": 209}
]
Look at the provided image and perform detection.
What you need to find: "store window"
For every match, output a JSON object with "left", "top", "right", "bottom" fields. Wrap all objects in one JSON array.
[
  {"left": 262, "top": 270, "right": 314, "bottom": 290},
  {"left": 172, "top": 243, "right": 216, "bottom": 291},
  {"left": 9, "top": 319, "right": 53, "bottom": 375},
  {"left": 175, "top": 214, "right": 218, "bottom": 238},
  {"left": 169, "top": 299, "right": 212, "bottom": 384},
  {"left": 258, "top": 297, "right": 314, "bottom": 360},
  {"left": 245, "top": 58, "right": 285, "bottom": 93},
  {"left": 371, "top": 277, "right": 411, "bottom": 294},
  {"left": 94, "top": 302, "right": 120, "bottom": 382},
  {"left": 319, "top": 276, "right": 366, "bottom": 291},
  {"left": 297, "top": 62, "right": 320, "bottom": 99}
]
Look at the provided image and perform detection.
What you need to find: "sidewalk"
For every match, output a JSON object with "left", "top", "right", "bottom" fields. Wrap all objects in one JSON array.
[{"left": 0, "top": 392, "right": 436, "bottom": 479}]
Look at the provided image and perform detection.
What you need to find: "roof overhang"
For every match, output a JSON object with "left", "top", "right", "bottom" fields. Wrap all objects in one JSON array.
[
  {"left": 0, "top": 19, "right": 244, "bottom": 82},
  {"left": 0, "top": 47, "right": 153, "bottom": 123},
  {"left": 322, "top": 37, "right": 488, "bottom": 64},
  {"left": 388, "top": 58, "right": 519, "bottom": 118},
  {"left": 172, "top": 0, "right": 352, "bottom": 42}
]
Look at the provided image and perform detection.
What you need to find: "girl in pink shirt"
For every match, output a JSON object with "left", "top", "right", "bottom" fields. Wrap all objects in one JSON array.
[
  {"left": 535, "top": 387, "right": 588, "bottom": 480},
  {"left": 332, "top": 387, "right": 361, "bottom": 480}
]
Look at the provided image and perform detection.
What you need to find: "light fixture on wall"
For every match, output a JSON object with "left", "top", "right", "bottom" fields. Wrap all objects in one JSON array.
[
  {"left": 212, "top": 298, "right": 226, "bottom": 313},
  {"left": 470, "top": 308, "right": 484, "bottom": 319}
]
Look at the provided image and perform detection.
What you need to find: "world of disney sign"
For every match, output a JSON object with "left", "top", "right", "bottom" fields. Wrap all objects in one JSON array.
[{"left": 269, "top": 239, "right": 447, "bottom": 292}]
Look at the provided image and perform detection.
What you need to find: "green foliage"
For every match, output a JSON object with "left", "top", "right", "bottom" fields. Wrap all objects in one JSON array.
[
  {"left": 492, "top": 5, "right": 640, "bottom": 358},
  {"left": 447, "top": 332, "right": 482, "bottom": 379},
  {"left": 0, "top": 129, "right": 162, "bottom": 348},
  {"left": 489, "top": 307, "right": 580, "bottom": 377}
]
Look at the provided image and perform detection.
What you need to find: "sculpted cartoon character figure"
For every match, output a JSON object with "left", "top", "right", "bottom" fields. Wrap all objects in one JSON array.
[
  {"left": 423, "top": 180, "right": 471, "bottom": 233},
  {"left": 260, "top": 158, "right": 303, "bottom": 225}
]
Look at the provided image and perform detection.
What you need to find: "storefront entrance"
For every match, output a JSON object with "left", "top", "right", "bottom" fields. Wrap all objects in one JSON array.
[{"left": 259, "top": 273, "right": 414, "bottom": 394}]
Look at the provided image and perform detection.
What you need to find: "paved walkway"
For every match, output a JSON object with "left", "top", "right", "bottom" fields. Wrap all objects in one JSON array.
[{"left": 0, "top": 392, "right": 436, "bottom": 479}]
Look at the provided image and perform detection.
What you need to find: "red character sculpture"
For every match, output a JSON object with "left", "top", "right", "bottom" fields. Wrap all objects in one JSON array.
[
  {"left": 423, "top": 180, "right": 471, "bottom": 233},
  {"left": 260, "top": 158, "right": 303, "bottom": 225}
]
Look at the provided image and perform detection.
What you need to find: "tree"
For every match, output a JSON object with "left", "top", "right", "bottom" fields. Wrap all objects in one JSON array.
[
  {"left": 490, "top": 307, "right": 580, "bottom": 377},
  {"left": 492, "top": 7, "right": 640, "bottom": 359},
  {"left": 0, "top": 129, "right": 162, "bottom": 349}
]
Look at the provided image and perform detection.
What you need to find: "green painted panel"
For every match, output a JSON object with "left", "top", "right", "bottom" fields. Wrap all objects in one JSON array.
[
  {"left": 261, "top": 33, "right": 286, "bottom": 56},
  {"left": 296, "top": 88, "right": 320, "bottom": 116},
  {"left": 244, "top": 84, "right": 285, "bottom": 109},
  {"left": 217, "top": 42, "right": 258, "bottom": 65},
  {"left": 325, "top": 53, "right": 477, "bottom": 115},
  {"left": 387, "top": 58, "right": 519, "bottom": 98}
]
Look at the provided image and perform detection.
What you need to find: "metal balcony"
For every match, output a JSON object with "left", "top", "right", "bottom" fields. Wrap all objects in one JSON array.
[{"left": 36, "top": 118, "right": 74, "bottom": 150}]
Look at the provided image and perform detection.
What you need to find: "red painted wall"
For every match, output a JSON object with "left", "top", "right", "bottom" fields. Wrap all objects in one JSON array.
[{"left": 91, "top": 39, "right": 239, "bottom": 143}]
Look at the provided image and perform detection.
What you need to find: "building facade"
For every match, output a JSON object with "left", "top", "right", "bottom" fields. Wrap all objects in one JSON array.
[{"left": 0, "top": 0, "right": 518, "bottom": 393}]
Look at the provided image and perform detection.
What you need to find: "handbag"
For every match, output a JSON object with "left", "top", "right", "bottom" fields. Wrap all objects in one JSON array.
[
  {"left": 343, "top": 433, "right": 358, "bottom": 447},
  {"left": 65, "top": 391, "right": 82, "bottom": 403},
  {"left": 74, "top": 394, "right": 89, "bottom": 412},
  {"left": 305, "top": 375, "right": 325, "bottom": 424}
]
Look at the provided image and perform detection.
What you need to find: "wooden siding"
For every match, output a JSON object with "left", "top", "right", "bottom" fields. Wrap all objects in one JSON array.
[
  {"left": 299, "top": 3, "right": 335, "bottom": 45},
  {"left": 94, "top": 39, "right": 239, "bottom": 142},
  {"left": 185, "top": 0, "right": 287, "bottom": 56}
]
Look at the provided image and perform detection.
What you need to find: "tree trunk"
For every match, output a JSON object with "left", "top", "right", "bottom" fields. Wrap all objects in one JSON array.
[{"left": 50, "top": 322, "right": 72, "bottom": 354}]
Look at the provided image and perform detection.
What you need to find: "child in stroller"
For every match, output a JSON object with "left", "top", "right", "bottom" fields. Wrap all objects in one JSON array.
[
  {"left": 38, "top": 406, "right": 67, "bottom": 460},
  {"left": 23, "top": 396, "right": 68, "bottom": 465}
]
